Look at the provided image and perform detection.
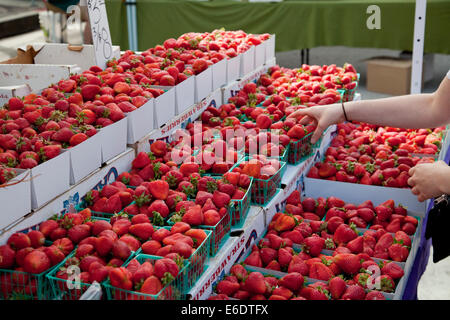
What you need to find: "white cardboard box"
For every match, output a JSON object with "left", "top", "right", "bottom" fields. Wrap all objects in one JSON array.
[
  {"left": 211, "top": 58, "right": 227, "bottom": 91},
  {"left": 175, "top": 75, "right": 195, "bottom": 115},
  {"left": 132, "top": 88, "right": 222, "bottom": 154},
  {"left": 31, "top": 150, "right": 70, "bottom": 210},
  {"left": 126, "top": 98, "right": 155, "bottom": 144},
  {"left": 68, "top": 131, "right": 103, "bottom": 184},
  {"left": 0, "top": 64, "right": 81, "bottom": 93},
  {"left": 240, "top": 46, "right": 256, "bottom": 77},
  {"left": 254, "top": 42, "right": 267, "bottom": 69},
  {"left": 0, "top": 148, "right": 135, "bottom": 243},
  {"left": 304, "top": 177, "right": 429, "bottom": 216},
  {"left": 0, "top": 84, "right": 31, "bottom": 106},
  {"left": 32, "top": 43, "right": 121, "bottom": 72},
  {"left": 0, "top": 169, "right": 31, "bottom": 230},
  {"left": 265, "top": 34, "right": 276, "bottom": 62},
  {"left": 153, "top": 86, "right": 176, "bottom": 129},
  {"left": 99, "top": 117, "right": 128, "bottom": 163},
  {"left": 226, "top": 55, "right": 241, "bottom": 84},
  {"left": 195, "top": 66, "right": 213, "bottom": 103}
]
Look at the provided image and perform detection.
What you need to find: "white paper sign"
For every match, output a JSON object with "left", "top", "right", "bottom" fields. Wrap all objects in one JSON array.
[{"left": 87, "top": 0, "right": 113, "bottom": 69}]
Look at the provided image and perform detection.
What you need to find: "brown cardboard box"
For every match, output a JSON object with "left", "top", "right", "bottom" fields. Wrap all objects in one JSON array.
[{"left": 366, "top": 58, "right": 413, "bottom": 95}]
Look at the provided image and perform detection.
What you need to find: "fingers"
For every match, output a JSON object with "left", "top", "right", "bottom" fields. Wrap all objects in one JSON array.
[
  {"left": 407, "top": 176, "right": 416, "bottom": 187},
  {"left": 411, "top": 186, "right": 420, "bottom": 195},
  {"left": 299, "top": 115, "right": 317, "bottom": 126},
  {"left": 408, "top": 166, "right": 417, "bottom": 176},
  {"left": 287, "top": 108, "right": 308, "bottom": 120},
  {"left": 310, "top": 122, "right": 325, "bottom": 144}
]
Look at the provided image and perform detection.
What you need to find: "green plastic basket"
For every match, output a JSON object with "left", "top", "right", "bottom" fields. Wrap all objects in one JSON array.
[
  {"left": 166, "top": 210, "right": 231, "bottom": 257},
  {"left": 288, "top": 132, "right": 314, "bottom": 164},
  {"left": 231, "top": 156, "right": 287, "bottom": 206},
  {"left": 46, "top": 251, "right": 93, "bottom": 300},
  {"left": 245, "top": 145, "right": 288, "bottom": 163},
  {"left": 229, "top": 177, "right": 253, "bottom": 229},
  {"left": 137, "top": 226, "right": 211, "bottom": 290},
  {"left": 0, "top": 265, "right": 56, "bottom": 300},
  {"left": 104, "top": 254, "right": 189, "bottom": 300}
]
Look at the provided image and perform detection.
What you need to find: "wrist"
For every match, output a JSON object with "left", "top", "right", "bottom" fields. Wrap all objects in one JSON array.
[
  {"left": 437, "top": 164, "right": 450, "bottom": 195},
  {"left": 334, "top": 103, "right": 346, "bottom": 123}
]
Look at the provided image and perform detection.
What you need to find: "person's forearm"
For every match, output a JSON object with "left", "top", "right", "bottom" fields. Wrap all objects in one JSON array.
[
  {"left": 344, "top": 76, "right": 450, "bottom": 129},
  {"left": 344, "top": 93, "right": 441, "bottom": 128},
  {"left": 437, "top": 165, "right": 450, "bottom": 196}
]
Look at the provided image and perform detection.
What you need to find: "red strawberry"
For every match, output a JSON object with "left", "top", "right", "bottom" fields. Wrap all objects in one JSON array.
[
  {"left": 329, "top": 276, "right": 347, "bottom": 299},
  {"left": 0, "top": 245, "right": 15, "bottom": 268},
  {"left": 95, "top": 236, "right": 114, "bottom": 256},
  {"left": 243, "top": 272, "right": 266, "bottom": 295},
  {"left": 346, "top": 236, "right": 364, "bottom": 254},
  {"left": 278, "top": 272, "right": 304, "bottom": 291},
  {"left": 333, "top": 224, "right": 358, "bottom": 245},
  {"left": 112, "top": 240, "right": 132, "bottom": 260},
  {"left": 309, "top": 262, "right": 334, "bottom": 281},
  {"left": 388, "top": 244, "right": 409, "bottom": 262},
  {"left": 333, "top": 253, "right": 362, "bottom": 275},
  {"left": 303, "top": 236, "right": 325, "bottom": 257},
  {"left": 109, "top": 267, "right": 133, "bottom": 290},
  {"left": 381, "top": 261, "right": 404, "bottom": 279},
  {"left": 7, "top": 233, "right": 31, "bottom": 250},
  {"left": 217, "top": 280, "right": 240, "bottom": 296},
  {"left": 23, "top": 250, "right": 51, "bottom": 274},
  {"left": 341, "top": 284, "right": 366, "bottom": 300}
]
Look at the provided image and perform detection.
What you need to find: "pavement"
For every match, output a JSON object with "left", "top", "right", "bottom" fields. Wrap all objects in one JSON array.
[{"left": 1, "top": 25, "right": 450, "bottom": 300}]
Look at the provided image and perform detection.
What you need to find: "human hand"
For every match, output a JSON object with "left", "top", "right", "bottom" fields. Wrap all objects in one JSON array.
[
  {"left": 408, "top": 160, "right": 450, "bottom": 202},
  {"left": 287, "top": 103, "right": 345, "bottom": 143}
]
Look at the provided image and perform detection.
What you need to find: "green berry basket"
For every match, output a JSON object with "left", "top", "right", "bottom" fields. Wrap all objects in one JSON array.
[
  {"left": 287, "top": 132, "right": 314, "bottom": 165},
  {"left": 135, "top": 226, "right": 211, "bottom": 290},
  {"left": 103, "top": 254, "right": 189, "bottom": 300},
  {"left": 228, "top": 177, "right": 253, "bottom": 229},
  {"left": 0, "top": 265, "right": 57, "bottom": 300},
  {"left": 166, "top": 210, "right": 231, "bottom": 257},
  {"left": 46, "top": 246, "right": 137, "bottom": 300},
  {"left": 230, "top": 156, "right": 287, "bottom": 206}
]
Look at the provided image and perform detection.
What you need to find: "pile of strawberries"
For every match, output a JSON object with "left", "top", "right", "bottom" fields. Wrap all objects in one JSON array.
[
  {"left": 210, "top": 263, "right": 388, "bottom": 300},
  {"left": 307, "top": 122, "right": 436, "bottom": 187},
  {"left": 106, "top": 255, "right": 185, "bottom": 299},
  {"left": 226, "top": 190, "right": 416, "bottom": 298}
]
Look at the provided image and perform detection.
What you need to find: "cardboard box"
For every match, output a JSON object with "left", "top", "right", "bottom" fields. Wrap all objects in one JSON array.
[
  {"left": 126, "top": 98, "right": 155, "bottom": 144},
  {"left": 99, "top": 117, "right": 128, "bottom": 163},
  {"left": 153, "top": 87, "right": 176, "bottom": 128},
  {"left": 0, "top": 64, "right": 80, "bottom": 93},
  {"left": 31, "top": 43, "right": 121, "bottom": 72},
  {"left": 240, "top": 46, "right": 256, "bottom": 77},
  {"left": 194, "top": 66, "right": 213, "bottom": 103},
  {"left": 68, "top": 131, "right": 103, "bottom": 185},
  {"left": 226, "top": 55, "right": 241, "bottom": 84},
  {"left": 30, "top": 150, "right": 71, "bottom": 210},
  {"left": 211, "top": 58, "right": 227, "bottom": 91},
  {"left": 0, "top": 148, "right": 135, "bottom": 243},
  {"left": 0, "top": 169, "right": 31, "bottom": 230},
  {"left": 174, "top": 75, "right": 195, "bottom": 115},
  {"left": 0, "top": 84, "right": 31, "bottom": 106},
  {"left": 366, "top": 58, "right": 412, "bottom": 95}
]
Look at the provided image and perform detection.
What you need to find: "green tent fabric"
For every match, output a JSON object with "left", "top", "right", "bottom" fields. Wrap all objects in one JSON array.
[{"left": 105, "top": 0, "right": 450, "bottom": 54}]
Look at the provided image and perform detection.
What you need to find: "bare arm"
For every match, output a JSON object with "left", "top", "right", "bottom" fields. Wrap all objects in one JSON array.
[{"left": 288, "top": 74, "right": 450, "bottom": 144}]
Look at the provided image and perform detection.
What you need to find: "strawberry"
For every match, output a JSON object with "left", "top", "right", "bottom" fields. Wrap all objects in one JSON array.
[
  {"left": 182, "top": 205, "right": 204, "bottom": 226},
  {"left": 148, "top": 180, "right": 169, "bottom": 200},
  {"left": 333, "top": 224, "right": 357, "bottom": 245},
  {"left": 129, "top": 223, "right": 154, "bottom": 241},
  {"left": 217, "top": 280, "right": 240, "bottom": 296},
  {"left": 381, "top": 261, "right": 404, "bottom": 279},
  {"left": 243, "top": 250, "right": 262, "bottom": 268},
  {"left": 243, "top": 272, "right": 266, "bottom": 295},
  {"left": 303, "top": 236, "right": 325, "bottom": 257},
  {"left": 341, "top": 284, "right": 366, "bottom": 300},
  {"left": 0, "top": 245, "right": 15, "bottom": 268},
  {"left": 112, "top": 240, "right": 132, "bottom": 260},
  {"left": 388, "top": 243, "right": 409, "bottom": 262},
  {"left": 27, "top": 230, "right": 45, "bottom": 248},
  {"left": 346, "top": 236, "right": 364, "bottom": 254},
  {"left": 329, "top": 276, "right": 347, "bottom": 299},
  {"left": 23, "top": 250, "right": 51, "bottom": 274},
  {"left": 109, "top": 267, "right": 133, "bottom": 290},
  {"left": 309, "top": 262, "right": 334, "bottom": 281},
  {"left": 7, "top": 232, "right": 31, "bottom": 250},
  {"left": 366, "top": 291, "right": 386, "bottom": 300},
  {"left": 333, "top": 253, "right": 362, "bottom": 275},
  {"left": 132, "top": 152, "right": 151, "bottom": 169},
  {"left": 278, "top": 272, "right": 304, "bottom": 292}
]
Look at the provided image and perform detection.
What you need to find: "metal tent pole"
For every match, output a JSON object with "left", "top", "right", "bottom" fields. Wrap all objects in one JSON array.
[
  {"left": 126, "top": 0, "right": 138, "bottom": 51},
  {"left": 410, "top": 0, "right": 427, "bottom": 94}
]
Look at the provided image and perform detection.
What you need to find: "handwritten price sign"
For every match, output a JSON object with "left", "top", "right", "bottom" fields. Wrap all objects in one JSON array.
[{"left": 87, "top": 0, "right": 112, "bottom": 69}]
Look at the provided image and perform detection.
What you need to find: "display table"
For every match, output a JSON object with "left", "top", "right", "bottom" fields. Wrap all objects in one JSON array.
[{"left": 106, "top": 0, "right": 450, "bottom": 54}]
